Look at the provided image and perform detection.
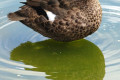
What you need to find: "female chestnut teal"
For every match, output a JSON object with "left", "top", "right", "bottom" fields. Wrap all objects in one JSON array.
[{"left": 8, "top": 0, "right": 102, "bottom": 42}]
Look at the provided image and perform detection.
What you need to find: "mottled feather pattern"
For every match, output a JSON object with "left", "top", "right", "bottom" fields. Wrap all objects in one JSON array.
[{"left": 8, "top": 0, "right": 102, "bottom": 42}]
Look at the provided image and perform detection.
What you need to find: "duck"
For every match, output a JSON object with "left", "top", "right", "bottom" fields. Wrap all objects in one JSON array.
[{"left": 8, "top": 0, "right": 102, "bottom": 42}]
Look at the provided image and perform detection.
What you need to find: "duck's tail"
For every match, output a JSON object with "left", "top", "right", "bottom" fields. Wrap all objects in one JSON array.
[
  {"left": 8, "top": 2, "right": 27, "bottom": 21},
  {"left": 20, "top": 2, "right": 27, "bottom": 5},
  {"left": 8, "top": 13, "right": 26, "bottom": 21}
]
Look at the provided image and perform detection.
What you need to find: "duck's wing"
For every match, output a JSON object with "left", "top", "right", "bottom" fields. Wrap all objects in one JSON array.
[
  {"left": 8, "top": 0, "right": 87, "bottom": 41},
  {"left": 7, "top": 4, "right": 51, "bottom": 36},
  {"left": 26, "top": 0, "right": 74, "bottom": 16},
  {"left": 10, "top": 0, "right": 77, "bottom": 20},
  {"left": 8, "top": 4, "right": 49, "bottom": 21},
  {"left": 26, "top": 0, "right": 74, "bottom": 9}
]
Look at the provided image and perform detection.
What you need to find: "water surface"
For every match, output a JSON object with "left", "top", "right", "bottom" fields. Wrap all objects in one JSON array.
[{"left": 0, "top": 0, "right": 120, "bottom": 80}]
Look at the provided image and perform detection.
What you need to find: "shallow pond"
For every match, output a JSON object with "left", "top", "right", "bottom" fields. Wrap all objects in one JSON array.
[{"left": 0, "top": 0, "right": 120, "bottom": 80}]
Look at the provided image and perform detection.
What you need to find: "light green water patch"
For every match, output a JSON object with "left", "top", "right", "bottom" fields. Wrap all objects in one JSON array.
[{"left": 10, "top": 39, "right": 105, "bottom": 80}]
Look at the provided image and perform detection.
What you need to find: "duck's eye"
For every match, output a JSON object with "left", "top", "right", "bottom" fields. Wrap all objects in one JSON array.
[{"left": 45, "top": 10, "right": 56, "bottom": 22}]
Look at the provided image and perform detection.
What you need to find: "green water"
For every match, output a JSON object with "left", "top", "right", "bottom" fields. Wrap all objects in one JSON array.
[{"left": 11, "top": 39, "right": 105, "bottom": 80}]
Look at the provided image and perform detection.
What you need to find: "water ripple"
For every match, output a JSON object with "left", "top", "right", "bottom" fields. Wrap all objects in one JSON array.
[
  {"left": 0, "top": 16, "right": 7, "bottom": 19},
  {"left": 0, "top": 21, "right": 16, "bottom": 30}
]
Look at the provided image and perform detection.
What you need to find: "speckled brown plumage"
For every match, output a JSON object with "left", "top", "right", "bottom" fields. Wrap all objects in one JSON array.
[{"left": 8, "top": 0, "right": 102, "bottom": 42}]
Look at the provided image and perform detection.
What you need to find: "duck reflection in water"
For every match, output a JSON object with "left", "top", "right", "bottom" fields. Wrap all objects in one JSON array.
[{"left": 10, "top": 39, "right": 105, "bottom": 80}]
